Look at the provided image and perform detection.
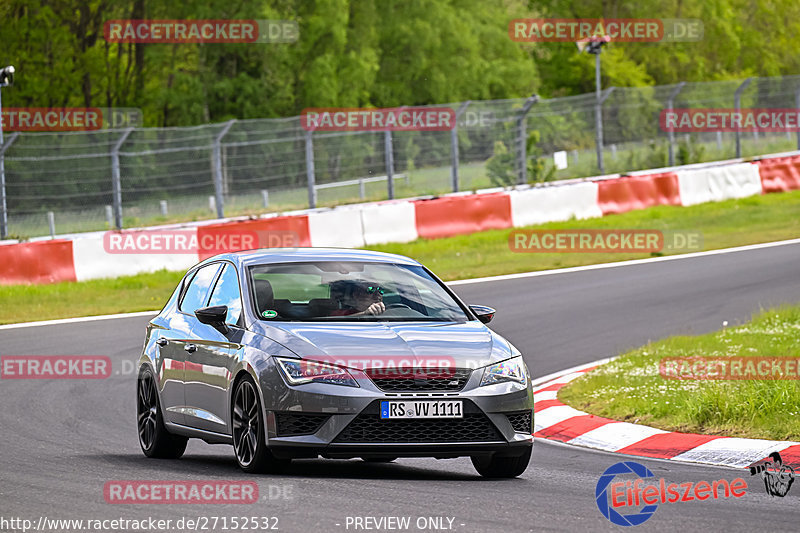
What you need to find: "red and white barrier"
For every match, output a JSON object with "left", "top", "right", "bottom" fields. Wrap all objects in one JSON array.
[
  {"left": 676, "top": 162, "right": 762, "bottom": 206},
  {"left": 0, "top": 239, "right": 76, "bottom": 284},
  {"left": 509, "top": 182, "right": 602, "bottom": 226},
  {"left": 360, "top": 201, "right": 418, "bottom": 245},
  {"left": 414, "top": 192, "right": 513, "bottom": 239},
  {"left": 3, "top": 151, "right": 799, "bottom": 285},
  {"left": 308, "top": 207, "right": 366, "bottom": 248},
  {"left": 597, "top": 172, "right": 681, "bottom": 214},
  {"left": 72, "top": 231, "right": 199, "bottom": 282},
  {"left": 756, "top": 154, "right": 800, "bottom": 193}
]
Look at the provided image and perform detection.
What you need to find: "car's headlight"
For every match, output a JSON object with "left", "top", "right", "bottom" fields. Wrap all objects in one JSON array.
[
  {"left": 275, "top": 357, "right": 359, "bottom": 388},
  {"left": 480, "top": 356, "right": 527, "bottom": 387}
]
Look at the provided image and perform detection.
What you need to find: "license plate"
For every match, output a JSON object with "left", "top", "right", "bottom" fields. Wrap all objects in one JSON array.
[{"left": 380, "top": 400, "right": 463, "bottom": 419}]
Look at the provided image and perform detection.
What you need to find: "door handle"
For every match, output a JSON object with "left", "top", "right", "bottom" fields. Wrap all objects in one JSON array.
[
  {"left": 156, "top": 338, "right": 168, "bottom": 347},
  {"left": 185, "top": 344, "right": 197, "bottom": 353}
]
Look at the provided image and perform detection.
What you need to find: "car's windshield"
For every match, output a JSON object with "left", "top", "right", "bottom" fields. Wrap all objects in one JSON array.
[{"left": 249, "top": 261, "right": 470, "bottom": 322}]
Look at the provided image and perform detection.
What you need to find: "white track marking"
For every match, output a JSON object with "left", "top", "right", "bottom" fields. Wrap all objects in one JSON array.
[
  {"left": 670, "top": 438, "right": 799, "bottom": 468},
  {"left": 532, "top": 358, "right": 613, "bottom": 388},
  {"left": 533, "top": 405, "right": 586, "bottom": 433},
  {"left": 567, "top": 422, "right": 667, "bottom": 452},
  {"left": 0, "top": 310, "right": 158, "bottom": 330},
  {"left": 533, "top": 390, "right": 559, "bottom": 401},
  {"left": 447, "top": 237, "right": 800, "bottom": 286}
]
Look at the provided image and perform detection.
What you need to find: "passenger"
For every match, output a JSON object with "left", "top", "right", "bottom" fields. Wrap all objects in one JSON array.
[{"left": 330, "top": 281, "right": 385, "bottom": 316}]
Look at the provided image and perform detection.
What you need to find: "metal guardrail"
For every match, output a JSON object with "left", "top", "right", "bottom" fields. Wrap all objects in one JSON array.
[{"left": 3, "top": 74, "right": 800, "bottom": 238}]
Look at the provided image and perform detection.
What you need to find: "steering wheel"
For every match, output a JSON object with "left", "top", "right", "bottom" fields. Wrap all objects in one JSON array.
[{"left": 384, "top": 303, "right": 413, "bottom": 310}]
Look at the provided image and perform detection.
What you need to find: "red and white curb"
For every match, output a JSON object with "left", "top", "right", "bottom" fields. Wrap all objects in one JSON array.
[{"left": 533, "top": 359, "right": 800, "bottom": 469}]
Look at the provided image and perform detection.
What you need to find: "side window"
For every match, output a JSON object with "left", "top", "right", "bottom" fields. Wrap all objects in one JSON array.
[
  {"left": 207, "top": 264, "right": 243, "bottom": 325},
  {"left": 180, "top": 264, "right": 222, "bottom": 314}
]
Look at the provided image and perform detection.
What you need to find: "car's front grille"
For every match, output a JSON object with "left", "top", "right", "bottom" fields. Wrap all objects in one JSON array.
[
  {"left": 506, "top": 410, "right": 532, "bottom": 433},
  {"left": 333, "top": 401, "right": 503, "bottom": 443},
  {"left": 275, "top": 412, "right": 330, "bottom": 436},
  {"left": 365, "top": 367, "right": 472, "bottom": 392}
]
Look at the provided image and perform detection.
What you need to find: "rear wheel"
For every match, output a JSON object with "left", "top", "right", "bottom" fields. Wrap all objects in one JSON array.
[
  {"left": 471, "top": 447, "right": 531, "bottom": 478},
  {"left": 137, "top": 368, "right": 187, "bottom": 459},
  {"left": 232, "top": 375, "right": 289, "bottom": 473}
]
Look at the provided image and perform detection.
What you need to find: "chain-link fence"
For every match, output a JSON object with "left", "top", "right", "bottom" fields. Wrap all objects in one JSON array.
[{"left": 3, "top": 74, "right": 800, "bottom": 238}]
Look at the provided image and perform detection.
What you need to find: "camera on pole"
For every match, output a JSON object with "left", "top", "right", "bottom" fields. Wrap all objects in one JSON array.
[{"left": 0, "top": 66, "right": 15, "bottom": 87}]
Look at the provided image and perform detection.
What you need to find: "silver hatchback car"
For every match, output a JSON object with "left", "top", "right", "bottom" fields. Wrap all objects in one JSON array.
[{"left": 137, "top": 248, "right": 533, "bottom": 478}]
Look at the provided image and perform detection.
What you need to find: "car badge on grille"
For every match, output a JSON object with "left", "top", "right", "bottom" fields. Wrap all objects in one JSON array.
[{"left": 448, "top": 380, "right": 460, "bottom": 386}]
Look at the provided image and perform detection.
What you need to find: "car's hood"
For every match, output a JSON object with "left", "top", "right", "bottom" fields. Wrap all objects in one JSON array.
[{"left": 249, "top": 320, "right": 514, "bottom": 369}]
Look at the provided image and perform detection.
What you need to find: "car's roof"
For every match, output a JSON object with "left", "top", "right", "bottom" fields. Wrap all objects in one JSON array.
[{"left": 199, "top": 247, "right": 421, "bottom": 268}]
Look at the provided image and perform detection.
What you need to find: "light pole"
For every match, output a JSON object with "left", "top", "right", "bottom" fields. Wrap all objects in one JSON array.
[
  {"left": 578, "top": 36, "right": 610, "bottom": 173},
  {"left": 0, "top": 65, "right": 15, "bottom": 239}
]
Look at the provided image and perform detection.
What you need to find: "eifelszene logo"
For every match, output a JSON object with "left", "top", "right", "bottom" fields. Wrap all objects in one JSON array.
[{"left": 596, "top": 461, "right": 747, "bottom": 526}]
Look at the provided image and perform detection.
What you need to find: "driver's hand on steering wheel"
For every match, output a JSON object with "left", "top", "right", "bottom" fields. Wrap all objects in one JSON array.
[{"left": 363, "top": 302, "right": 385, "bottom": 315}]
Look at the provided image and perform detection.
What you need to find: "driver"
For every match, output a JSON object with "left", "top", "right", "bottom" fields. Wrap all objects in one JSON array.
[{"left": 329, "top": 280, "right": 385, "bottom": 316}]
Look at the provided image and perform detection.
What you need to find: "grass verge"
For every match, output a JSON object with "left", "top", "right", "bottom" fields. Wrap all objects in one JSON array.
[
  {"left": 558, "top": 305, "right": 800, "bottom": 441},
  {"left": 1, "top": 189, "right": 800, "bottom": 324}
]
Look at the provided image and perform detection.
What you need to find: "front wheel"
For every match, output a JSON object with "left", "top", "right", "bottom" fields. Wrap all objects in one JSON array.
[
  {"left": 137, "top": 368, "right": 188, "bottom": 459},
  {"left": 232, "top": 375, "right": 289, "bottom": 473},
  {"left": 471, "top": 447, "right": 531, "bottom": 478}
]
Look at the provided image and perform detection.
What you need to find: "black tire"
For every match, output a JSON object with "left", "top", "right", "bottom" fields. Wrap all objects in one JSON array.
[
  {"left": 137, "top": 367, "right": 188, "bottom": 459},
  {"left": 231, "top": 375, "right": 289, "bottom": 474},
  {"left": 471, "top": 447, "right": 531, "bottom": 478}
]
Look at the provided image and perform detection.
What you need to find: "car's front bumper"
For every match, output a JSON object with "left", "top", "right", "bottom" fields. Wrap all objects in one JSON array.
[{"left": 258, "top": 360, "right": 533, "bottom": 459}]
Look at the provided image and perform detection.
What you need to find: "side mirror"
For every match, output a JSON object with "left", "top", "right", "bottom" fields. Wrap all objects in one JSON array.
[
  {"left": 195, "top": 305, "right": 229, "bottom": 332},
  {"left": 469, "top": 305, "right": 496, "bottom": 324}
]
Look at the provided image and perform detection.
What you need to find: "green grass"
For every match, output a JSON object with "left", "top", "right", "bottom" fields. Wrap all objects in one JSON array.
[
  {"left": 2, "top": 189, "right": 800, "bottom": 324},
  {"left": 370, "top": 189, "right": 800, "bottom": 280},
  {"left": 558, "top": 306, "right": 800, "bottom": 441},
  {"left": 0, "top": 270, "right": 183, "bottom": 324}
]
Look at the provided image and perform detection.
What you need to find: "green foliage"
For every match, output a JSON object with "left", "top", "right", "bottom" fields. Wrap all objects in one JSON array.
[
  {"left": 486, "top": 130, "right": 555, "bottom": 187},
  {"left": 0, "top": 0, "right": 538, "bottom": 126},
  {"left": 486, "top": 141, "right": 516, "bottom": 187}
]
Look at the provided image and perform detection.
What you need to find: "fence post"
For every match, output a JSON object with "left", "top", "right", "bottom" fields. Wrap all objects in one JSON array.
[
  {"left": 666, "top": 82, "right": 686, "bottom": 166},
  {"left": 305, "top": 130, "right": 316, "bottom": 208},
  {"left": 516, "top": 95, "right": 539, "bottom": 185},
  {"left": 734, "top": 77, "right": 753, "bottom": 158},
  {"left": 0, "top": 131, "right": 19, "bottom": 239},
  {"left": 795, "top": 85, "right": 800, "bottom": 151},
  {"left": 212, "top": 119, "right": 236, "bottom": 219},
  {"left": 450, "top": 101, "right": 471, "bottom": 192},
  {"left": 385, "top": 130, "right": 395, "bottom": 199},
  {"left": 111, "top": 128, "right": 133, "bottom": 230},
  {"left": 595, "top": 86, "right": 615, "bottom": 174}
]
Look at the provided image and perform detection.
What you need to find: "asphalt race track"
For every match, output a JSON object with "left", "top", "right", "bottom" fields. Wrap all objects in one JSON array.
[{"left": 2, "top": 242, "right": 800, "bottom": 532}]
